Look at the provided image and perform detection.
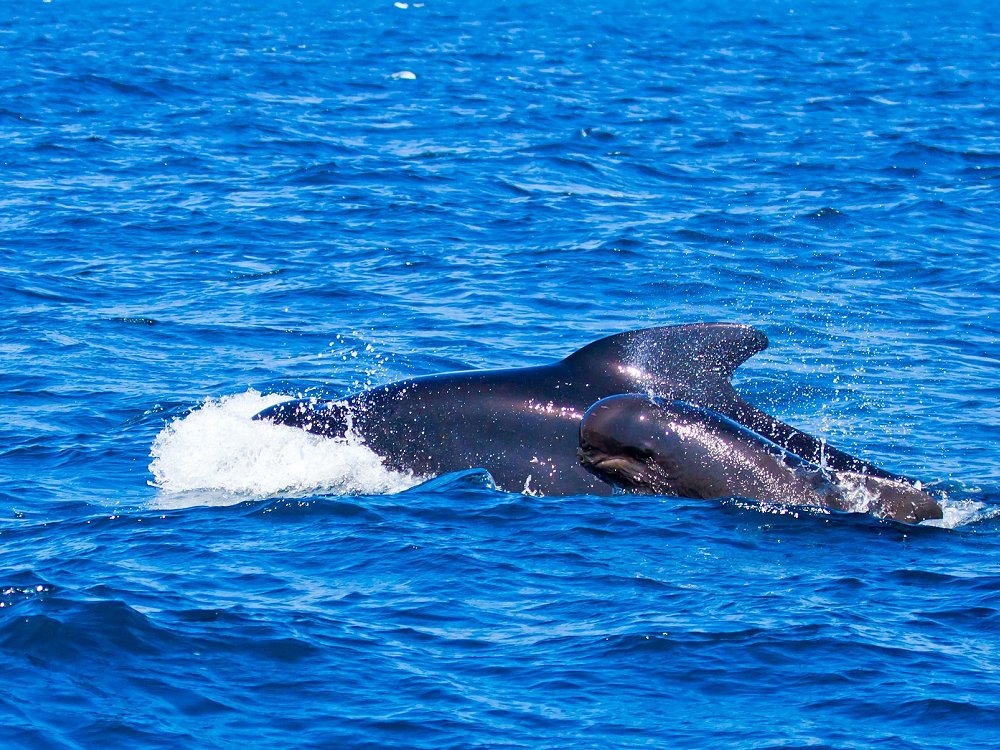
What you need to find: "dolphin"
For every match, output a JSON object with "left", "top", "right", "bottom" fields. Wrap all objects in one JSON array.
[
  {"left": 578, "top": 395, "right": 942, "bottom": 523},
  {"left": 255, "top": 323, "right": 907, "bottom": 496}
]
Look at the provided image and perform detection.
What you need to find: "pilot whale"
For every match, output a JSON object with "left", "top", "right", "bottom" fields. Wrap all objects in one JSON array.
[
  {"left": 256, "top": 323, "right": 908, "bottom": 497},
  {"left": 578, "top": 395, "right": 942, "bottom": 523}
]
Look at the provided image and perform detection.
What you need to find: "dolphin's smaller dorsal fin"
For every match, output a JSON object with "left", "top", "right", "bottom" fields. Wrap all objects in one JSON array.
[{"left": 563, "top": 323, "right": 768, "bottom": 393}]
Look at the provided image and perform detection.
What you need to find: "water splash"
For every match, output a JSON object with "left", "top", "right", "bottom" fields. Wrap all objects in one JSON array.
[
  {"left": 921, "top": 496, "right": 993, "bottom": 529},
  {"left": 148, "top": 389, "right": 419, "bottom": 508}
]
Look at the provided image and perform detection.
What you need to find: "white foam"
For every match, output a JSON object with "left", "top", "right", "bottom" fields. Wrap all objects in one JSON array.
[
  {"left": 920, "top": 496, "right": 991, "bottom": 529},
  {"left": 148, "top": 389, "right": 420, "bottom": 508}
]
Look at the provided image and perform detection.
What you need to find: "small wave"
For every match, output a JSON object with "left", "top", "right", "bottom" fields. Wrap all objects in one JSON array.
[
  {"left": 147, "top": 390, "right": 419, "bottom": 508},
  {"left": 801, "top": 206, "right": 848, "bottom": 221},
  {"left": 1, "top": 581, "right": 54, "bottom": 611},
  {"left": 282, "top": 162, "right": 342, "bottom": 186}
]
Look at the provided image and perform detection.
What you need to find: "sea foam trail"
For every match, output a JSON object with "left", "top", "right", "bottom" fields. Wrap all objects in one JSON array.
[{"left": 148, "top": 390, "right": 420, "bottom": 506}]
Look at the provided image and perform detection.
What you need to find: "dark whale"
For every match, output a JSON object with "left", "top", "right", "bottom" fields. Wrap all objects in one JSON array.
[
  {"left": 256, "top": 323, "right": 906, "bottom": 496},
  {"left": 578, "top": 395, "right": 942, "bottom": 523}
]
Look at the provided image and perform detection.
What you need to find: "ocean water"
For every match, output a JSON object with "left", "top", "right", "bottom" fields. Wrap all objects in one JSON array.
[{"left": 2, "top": 0, "right": 999, "bottom": 747}]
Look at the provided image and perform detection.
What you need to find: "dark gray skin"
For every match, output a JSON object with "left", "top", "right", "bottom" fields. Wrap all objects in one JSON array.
[
  {"left": 578, "top": 395, "right": 943, "bottom": 523},
  {"left": 256, "top": 323, "right": 907, "bottom": 497}
]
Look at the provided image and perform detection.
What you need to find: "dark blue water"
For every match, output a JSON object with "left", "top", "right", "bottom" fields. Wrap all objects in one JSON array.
[{"left": 3, "top": 0, "right": 999, "bottom": 747}]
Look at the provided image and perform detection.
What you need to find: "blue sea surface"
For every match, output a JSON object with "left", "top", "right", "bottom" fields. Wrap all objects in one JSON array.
[{"left": 2, "top": 0, "right": 999, "bottom": 747}]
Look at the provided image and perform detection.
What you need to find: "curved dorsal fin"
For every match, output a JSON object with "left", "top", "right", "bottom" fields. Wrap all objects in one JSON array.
[{"left": 563, "top": 323, "right": 768, "bottom": 393}]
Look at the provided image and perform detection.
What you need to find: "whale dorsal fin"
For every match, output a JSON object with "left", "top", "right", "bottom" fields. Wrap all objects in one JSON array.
[{"left": 563, "top": 323, "right": 768, "bottom": 396}]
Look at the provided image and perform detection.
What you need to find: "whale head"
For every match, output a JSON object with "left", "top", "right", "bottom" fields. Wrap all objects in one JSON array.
[{"left": 577, "top": 394, "right": 685, "bottom": 494}]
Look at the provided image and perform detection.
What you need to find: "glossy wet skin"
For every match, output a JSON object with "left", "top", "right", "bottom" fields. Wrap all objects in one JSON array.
[
  {"left": 578, "top": 396, "right": 831, "bottom": 504},
  {"left": 579, "top": 395, "right": 943, "bottom": 523}
]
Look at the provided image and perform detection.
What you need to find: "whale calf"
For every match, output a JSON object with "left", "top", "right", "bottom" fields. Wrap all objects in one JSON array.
[
  {"left": 256, "top": 323, "right": 909, "bottom": 497},
  {"left": 578, "top": 395, "right": 942, "bottom": 523}
]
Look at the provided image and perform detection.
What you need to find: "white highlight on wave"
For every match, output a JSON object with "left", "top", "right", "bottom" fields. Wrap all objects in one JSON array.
[{"left": 148, "top": 389, "right": 419, "bottom": 507}]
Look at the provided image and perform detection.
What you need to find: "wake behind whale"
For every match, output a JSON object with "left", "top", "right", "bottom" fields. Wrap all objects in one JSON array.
[{"left": 148, "top": 390, "right": 419, "bottom": 508}]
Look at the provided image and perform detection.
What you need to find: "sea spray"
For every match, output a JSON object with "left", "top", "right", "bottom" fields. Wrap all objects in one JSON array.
[{"left": 148, "top": 389, "right": 419, "bottom": 504}]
